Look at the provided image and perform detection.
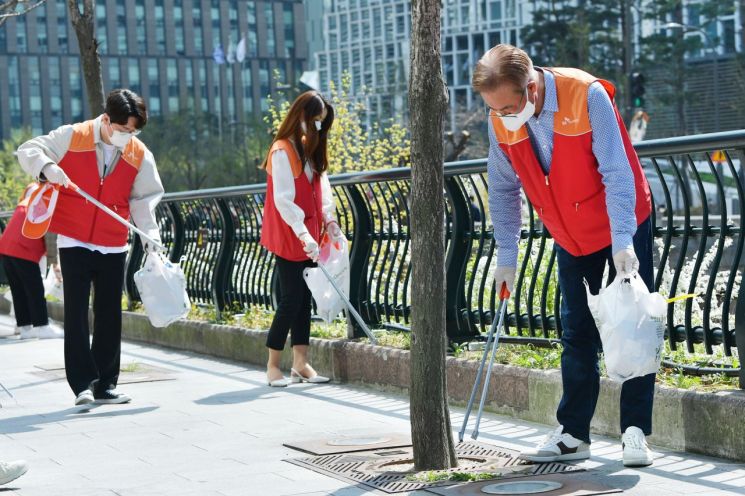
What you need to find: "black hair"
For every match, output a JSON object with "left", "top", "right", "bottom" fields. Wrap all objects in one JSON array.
[{"left": 105, "top": 89, "right": 148, "bottom": 129}]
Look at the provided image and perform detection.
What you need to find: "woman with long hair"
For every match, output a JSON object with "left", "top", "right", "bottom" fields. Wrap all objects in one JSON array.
[{"left": 260, "top": 91, "right": 342, "bottom": 387}]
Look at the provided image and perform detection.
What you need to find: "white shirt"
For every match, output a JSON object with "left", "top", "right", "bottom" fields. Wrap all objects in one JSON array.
[{"left": 271, "top": 149, "right": 335, "bottom": 237}]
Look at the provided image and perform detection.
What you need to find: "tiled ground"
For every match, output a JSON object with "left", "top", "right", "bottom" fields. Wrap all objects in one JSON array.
[{"left": 1, "top": 314, "right": 743, "bottom": 495}]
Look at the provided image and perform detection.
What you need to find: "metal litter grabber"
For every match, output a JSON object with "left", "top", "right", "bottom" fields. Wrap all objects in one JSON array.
[
  {"left": 458, "top": 282, "right": 510, "bottom": 442},
  {"left": 317, "top": 264, "right": 377, "bottom": 345},
  {"left": 69, "top": 182, "right": 165, "bottom": 251}
]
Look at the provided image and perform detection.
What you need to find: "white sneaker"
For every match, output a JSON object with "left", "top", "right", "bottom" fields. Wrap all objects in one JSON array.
[
  {"left": 622, "top": 426, "right": 653, "bottom": 467},
  {"left": 519, "top": 425, "right": 591, "bottom": 463},
  {"left": 15, "top": 325, "right": 31, "bottom": 336},
  {"left": 19, "top": 326, "right": 38, "bottom": 339},
  {"left": 0, "top": 459, "right": 28, "bottom": 486},
  {"left": 75, "top": 390, "right": 94, "bottom": 406},
  {"left": 33, "top": 324, "right": 64, "bottom": 339}
]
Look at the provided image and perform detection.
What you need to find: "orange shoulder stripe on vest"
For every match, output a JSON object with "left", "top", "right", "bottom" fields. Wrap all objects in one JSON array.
[
  {"left": 68, "top": 121, "right": 96, "bottom": 152},
  {"left": 547, "top": 68, "right": 593, "bottom": 137},
  {"left": 120, "top": 137, "right": 147, "bottom": 171},
  {"left": 266, "top": 140, "right": 303, "bottom": 178}
]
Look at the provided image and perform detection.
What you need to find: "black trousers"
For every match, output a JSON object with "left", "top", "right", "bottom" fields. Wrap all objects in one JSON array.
[
  {"left": 266, "top": 256, "right": 314, "bottom": 351},
  {"left": 59, "top": 247, "right": 126, "bottom": 395},
  {"left": 2, "top": 255, "right": 48, "bottom": 327},
  {"left": 555, "top": 217, "right": 655, "bottom": 442}
]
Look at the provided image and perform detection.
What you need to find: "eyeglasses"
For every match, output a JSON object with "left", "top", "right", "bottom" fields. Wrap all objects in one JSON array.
[
  {"left": 484, "top": 88, "right": 527, "bottom": 118},
  {"left": 109, "top": 121, "right": 141, "bottom": 136},
  {"left": 115, "top": 127, "right": 141, "bottom": 137}
]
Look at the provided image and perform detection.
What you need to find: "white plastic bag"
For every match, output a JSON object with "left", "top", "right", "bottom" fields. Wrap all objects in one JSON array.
[
  {"left": 43, "top": 267, "right": 64, "bottom": 301},
  {"left": 303, "top": 233, "right": 350, "bottom": 324},
  {"left": 134, "top": 252, "right": 190, "bottom": 328},
  {"left": 585, "top": 271, "right": 666, "bottom": 382}
]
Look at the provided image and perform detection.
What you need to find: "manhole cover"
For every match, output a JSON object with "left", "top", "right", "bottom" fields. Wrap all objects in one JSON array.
[
  {"left": 328, "top": 436, "right": 391, "bottom": 446},
  {"left": 482, "top": 481, "right": 563, "bottom": 494},
  {"left": 284, "top": 432, "right": 411, "bottom": 455},
  {"left": 285, "top": 441, "right": 584, "bottom": 494}
]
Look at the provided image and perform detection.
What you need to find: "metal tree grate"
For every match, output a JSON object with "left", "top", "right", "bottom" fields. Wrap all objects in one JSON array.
[{"left": 285, "top": 441, "right": 585, "bottom": 494}]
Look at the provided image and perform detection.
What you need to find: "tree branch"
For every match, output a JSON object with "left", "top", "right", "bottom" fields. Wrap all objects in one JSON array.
[
  {"left": 66, "top": 0, "right": 80, "bottom": 23},
  {"left": 0, "top": 0, "right": 47, "bottom": 27}
]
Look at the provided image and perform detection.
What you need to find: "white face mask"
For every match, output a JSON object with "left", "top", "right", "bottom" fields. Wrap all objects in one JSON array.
[
  {"left": 300, "top": 121, "right": 308, "bottom": 134},
  {"left": 499, "top": 88, "right": 536, "bottom": 132},
  {"left": 314, "top": 120, "right": 322, "bottom": 131},
  {"left": 107, "top": 122, "right": 134, "bottom": 148}
]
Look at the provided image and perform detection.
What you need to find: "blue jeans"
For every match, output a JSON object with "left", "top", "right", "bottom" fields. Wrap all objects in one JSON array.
[{"left": 555, "top": 216, "right": 655, "bottom": 443}]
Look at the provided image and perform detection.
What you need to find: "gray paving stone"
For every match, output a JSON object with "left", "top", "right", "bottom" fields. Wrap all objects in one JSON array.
[{"left": 0, "top": 313, "right": 742, "bottom": 496}]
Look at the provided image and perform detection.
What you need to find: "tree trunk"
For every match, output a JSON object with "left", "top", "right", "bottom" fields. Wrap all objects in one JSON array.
[
  {"left": 408, "top": 0, "right": 457, "bottom": 471},
  {"left": 68, "top": 0, "right": 105, "bottom": 116}
]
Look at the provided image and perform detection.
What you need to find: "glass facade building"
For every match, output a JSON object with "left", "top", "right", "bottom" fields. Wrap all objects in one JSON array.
[
  {"left": 0, "top": 0, "right": 307, "bottom": 139},
  {"left": 314, "top": 0, "right": 524, "bottom": 128}
]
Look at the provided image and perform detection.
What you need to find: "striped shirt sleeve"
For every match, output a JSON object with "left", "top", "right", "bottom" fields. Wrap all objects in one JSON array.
[
  {"left": 587, "top": 82, "right": 637, "bottom": 255},
  {"left": 486, "top": 118, "right": 523, "bottom": 268}
]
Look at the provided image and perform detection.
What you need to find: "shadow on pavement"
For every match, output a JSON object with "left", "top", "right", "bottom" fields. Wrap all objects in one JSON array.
[{"left": 1, "top": 405, "right": 159, "bottom": 434}]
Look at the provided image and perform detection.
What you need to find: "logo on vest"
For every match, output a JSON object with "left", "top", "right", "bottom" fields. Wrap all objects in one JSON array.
[
  {"left": 122, "top": 148, "right": 138, "bottom": 165},
  {"left": 562, "top": 116, "right": 580, "bottom": 126}
]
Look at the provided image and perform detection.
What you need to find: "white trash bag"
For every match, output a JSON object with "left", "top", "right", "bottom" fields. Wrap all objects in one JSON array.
[
  {"left": 43, "top": 266, "right": 64, "bottom": 301},
  {"left": 134, "top": 252, "right": 190, "bottom": 328},
  {"left": 585, "top": 271, "right": 666, "bottom": 383},
  {"left": 303, "top": 233, "right": 350, "bottom": 324}
]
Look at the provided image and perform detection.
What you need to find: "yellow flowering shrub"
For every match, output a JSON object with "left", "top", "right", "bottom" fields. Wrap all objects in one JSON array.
[{"left": 264, "top": 72, "right": 410, "bottom": 173}]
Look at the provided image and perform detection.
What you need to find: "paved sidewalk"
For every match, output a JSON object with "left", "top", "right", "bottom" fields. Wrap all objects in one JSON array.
[{"left": 0, "top": 314, "right": 743, "bottom": 496}]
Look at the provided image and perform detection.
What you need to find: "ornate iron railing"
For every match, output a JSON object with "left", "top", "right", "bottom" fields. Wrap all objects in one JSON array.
[{"left": 2, "top": 130, "right": 744, "bottom": 387}]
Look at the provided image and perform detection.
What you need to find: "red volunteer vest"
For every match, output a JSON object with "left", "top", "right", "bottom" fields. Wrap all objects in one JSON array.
[
  {"left": 50, "top": 120, "right": 146, "bottom": 246},
  {"left": 491, "top": 68, "right": 652, "bottom": 256},
  {"left": 260, "top": 139, "right": 323, "bottom": 261},
  {"left": 0, "top": 184, "right": 47, "bottom": 263}
]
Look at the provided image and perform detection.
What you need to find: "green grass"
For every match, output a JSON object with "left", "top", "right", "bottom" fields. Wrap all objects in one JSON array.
[
  {"left": 119, "top": 300, "right": 741, "bottom": 391},
  {"left": 121, "top": 362, "right": 143, "bottom": 373},
  {"left": 406, "top": 471, "right": 502, "bottom": 483}
]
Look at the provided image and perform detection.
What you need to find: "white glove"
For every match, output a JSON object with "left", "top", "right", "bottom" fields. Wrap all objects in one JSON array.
[
  {"left": 492, "top": 266, "right": 516, "bottom": 293},
  {"left": 326, "top": 220, "right": 344, "bottom": 241},
  {"left": 613, "top": 246, "right": 639, "bottom": 277},
  {"left": 299, "top": 232, "right": 319, "bottom": 262},
  {"left": 41, "top": 163, "right": 70, "bottom": 187}
]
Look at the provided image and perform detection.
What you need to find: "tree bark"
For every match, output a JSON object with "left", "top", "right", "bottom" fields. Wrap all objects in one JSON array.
[
  {"left": 408, "top": 0, "right": 457, "bottom": 471},
  {"left": 68, "top": 0, "right": 105, "bottom": 116}
]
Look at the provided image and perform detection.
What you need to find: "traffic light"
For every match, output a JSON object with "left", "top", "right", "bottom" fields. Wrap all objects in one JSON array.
[{"left": 630, "top": 72, "right": 645, "bottom": 108}]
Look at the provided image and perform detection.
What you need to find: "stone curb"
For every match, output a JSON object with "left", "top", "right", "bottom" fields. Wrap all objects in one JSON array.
[{"left": 8, "top": 299, "right": 745, "bottom": 461}]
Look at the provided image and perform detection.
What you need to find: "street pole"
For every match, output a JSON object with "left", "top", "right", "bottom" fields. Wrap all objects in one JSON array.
[{"left": 712, "top": 40, "right": 720, "bottom": 132}]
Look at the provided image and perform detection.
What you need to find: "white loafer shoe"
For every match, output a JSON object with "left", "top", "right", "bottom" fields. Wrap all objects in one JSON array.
[
  {"left": 290, "top": 368, "right": 330, "bottom": 384},
  {"left": 267, "top": 376, "right": 290, "bottom": 387}
]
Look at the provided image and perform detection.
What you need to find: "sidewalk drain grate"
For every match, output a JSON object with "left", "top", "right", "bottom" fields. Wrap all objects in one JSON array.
[{"left": 285, "top": 441, "right": 585, "bottom": 494}]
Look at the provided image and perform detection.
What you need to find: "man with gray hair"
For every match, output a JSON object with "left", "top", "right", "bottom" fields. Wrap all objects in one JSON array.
[{"left": 472, "top": 44, "right": 655, "bottom": 467}]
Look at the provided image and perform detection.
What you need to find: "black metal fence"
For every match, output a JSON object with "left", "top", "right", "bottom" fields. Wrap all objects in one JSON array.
[{"left": 2, "top": 130, "right": 744, "bottom": 387}]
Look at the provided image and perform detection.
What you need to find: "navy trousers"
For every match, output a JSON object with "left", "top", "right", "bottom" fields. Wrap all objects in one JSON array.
[{"left": 555, "top": 217, "right": 655, "bottom": 443}]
